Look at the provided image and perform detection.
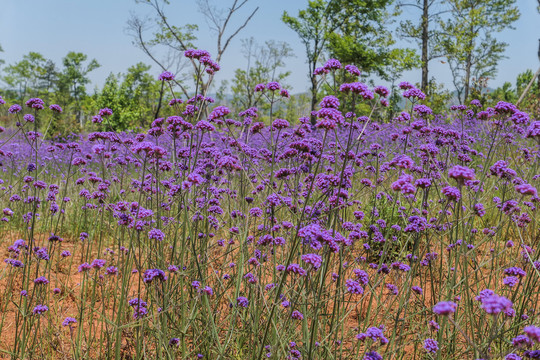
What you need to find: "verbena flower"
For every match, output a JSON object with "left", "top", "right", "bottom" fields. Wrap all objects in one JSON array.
[
  {"left": 433, "top": 301, "right": 457, "bottom": 315},
  {"left": 424, "top": 338, "right": 439, "bottom": 353}
]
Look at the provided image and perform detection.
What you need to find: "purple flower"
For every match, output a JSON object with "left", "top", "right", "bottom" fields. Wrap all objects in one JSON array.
[
  {"left": 5, "top": 259, "right": 24, "bottom": 268},
  {"left": 480, "top": 294, "right": 513, "bottom": 315},
  {"left": 33, "top": 304, "right": 48, "bottom": 315},
  {"left": 346, "top": 279, "right": 364, "bottom": 294},
  {"left": 143, "top": 269, "right": 167, "bottom": 283},
  {"left": 449, "top": 165, "right": 475, "bottom": 182},
  {"left": 399, "top": 81, "right": 414, "bottom": 90},
  {"left": 442, "top": 186, "right": 461, "bottom": 202},
  {"left": 8, "top": 104, "right": 22, "bottom": 113},
  {"left": 403, "top": 88, "right": 426, "bottom": 100},
  {"left": 291, "top": 310, "right": 304, "bottom": 320},
  {"left": 201, "top": 286, "right": 213, "bottom": 296},
  {"left": 323, "top": 58, "right": 341, "bottom": 70},
  {"left": 158, "top": 71, "right": 175, "bottom": 81},
  {"left": 98, "top": 107, "right": 113, "bottom": 117},
  {"left": 424, "top": 338, "right": 439, "bottom": 353},
  {"left": 319, "top": 96, "right": 340, "bottom": 109},
  {"left": 433, "top": 301, "right": 457, "bottom": 315},
  {"left": 91, "top": 259, "right": 106, "bottom": 269},
  {"left": 62, "top": 317, "right": 77, "bottom": 327},
  {"left": 236, "top": 296, "right": 249, "bottom": 308},
  {"left": 25, "top": 98, "right": 44, "bottom": 110},
  {"left": 345, "top": 64, "right": 361, "bottom": 76},
  {"left": 301, "top": 253, "right": 322, "bottom": 270},
  {"left": 503, "top": 276, "right": 519, "bottom": 287},
  {"left": 148, "top": 228, "right": 165, "bottom": 241},
  {"left": 49, "top": 104, "right": 63, "bottom": 113},
  {"left": 524, "top": 326, "right": 540, "bottom": 343},
  {"left": 34, "top": 276, "right": 49, "bottom": 285},
  {"left": 356, "top": 327, "right": 388, "bottom": 344},
  {"left": 413, "top": 104, "right": 432, "bottom": 115},
  {"left": 515, "top": 184, "right": 537, "bottom": 197},
  {"left": 504, "top": 267, "right": 526, "bottom": 277},
  {"left": 78, "top": 262, "right": 91, "bottom": 272}
]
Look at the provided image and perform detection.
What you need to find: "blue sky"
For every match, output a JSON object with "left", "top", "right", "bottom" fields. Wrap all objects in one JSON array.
[{"left": 1, "top": 0, "right": 539, "bottom": 94}]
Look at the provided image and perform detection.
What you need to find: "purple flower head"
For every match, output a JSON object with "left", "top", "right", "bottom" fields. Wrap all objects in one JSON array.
[
  {"left": 62, "top": 317, "right": 77, "bottom": 327},
  {"left": 91, "top": 259, "right": 106, "bottom": 269},
  {"left": 524, "top": 326, "right": 540, "bottom": 343},
  {"left": 504, "top": 267, "right": 526, "bottom": 278},
  {"left": 236, "top": 296, "right": 249, "bottom": 308},
  {"left": 412, "top": 286, "right": 423, "bottom": 295},
  {"left": 158, "top": 71, "right": 175, "bottom": 81},
  {"left": 403, "top": 88, "right": 426, "bottom": 100},
  {"left": 98, "top": 107, "right": 113, "bottom": 117},
  {"left": 345, "top": 64, "right": 361, "bottom": 76},
  {"left": 413, "top": 104, "right": 432, "bottom": 115},
  {"left": 399, "top": 81, "right": 414, "bottom": 90},
  {"left": 143, "top": 269, "right": 167, "bottom": 283},
  {"left": 291, "top": 310, "right": 304, "bottom": 320},
  {"left": 433, "top": 301, "right": 457, "bottom": 315},
  {"left": 323, "top": 58, "right": 342, "bottom": 70},
  {"left": 515, "top": 184, "right": 537, "bottom": 197},
  {"left": 503, "top": 276, "right": 519, "bottom": 288},
  {"left": 442, "top": 186, "right": 461, "bottom": 202},
  {"left": 78, "top": 262, "right": 91, "bottom": 272},
  {"left": 374, "top": 86, "right": 390, "bottom": 97},
  {"left": 480, "top": 294, "right": 513, "bottom": 315},
  {"left": 346, "top": 279, "right": 364, "bottom": 294},
  {"left": 34, "top": 276, "right": 49, "bottom": 285},
  {"left": 49, "top": 104, "right": 63, "bottom": 113},
  {"left": 319, "top": 95, "right": 340, "bottom": 109},
  {"left": 494, "top": 101, "right": 517, "bottom": 114},
  {"left": 424, "top": 338, "right": 439, "bottom": 353},
  {"left": 449, "top": 165, "right": 475, "bottom": 183},
  {"left": 148, "top": 228, "right": 165, "bottom": 241},
  {"left": 25, "top": 98, "right": 44, "bottom": 110},
  {"left": 272, "top": 118, "right": 290, "bottom": 129},
  {"left": 301, "top": 253, "right": 322, "bottom": 270},
  {"left": 356, "top": 327, "right": 388, "bottom": 344},
  {"left": 33, "top": 304, "right": 48, "bottom": 315},
  {"left": 363, "top": 351, "right": 382, "bottom": 360},
  {"left": 8, "top": 104, "right": 22, "bottom": 113},
  {"left": 266, "top": 82, "right": 281, "bottom": 91}
]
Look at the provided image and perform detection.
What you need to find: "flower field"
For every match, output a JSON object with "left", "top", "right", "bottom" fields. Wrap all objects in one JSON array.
[{"left": 0, "top": 54, "right": 540, "bottom": 359}]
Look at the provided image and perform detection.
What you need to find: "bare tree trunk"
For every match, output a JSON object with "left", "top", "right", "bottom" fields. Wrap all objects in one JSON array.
[
  {"left": 421, "top": 0, "right": 429, "bottom": 93},
  {"left": 463, "top": 24, "right": 474, "bottom": 102},
  {"left": 310, "top": 75, "right": 318, "bottom": 125},
  {"left": 154, "top": 81, "right": 165, "bottom": 122}
]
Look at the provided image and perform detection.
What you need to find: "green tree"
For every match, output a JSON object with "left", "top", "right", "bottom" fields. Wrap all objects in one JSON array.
[
  {"left": 440, "top": 0, "right": 519, "bottom": 103},
  {"left": 2, "top": 52, "right": 57, "bottom": 101},
  {"left": 93, "top": 63, "right": 163, "bottom": 131},
  {"left": 56, "top": 52, "right": 100, "bottom": 127},
  {"left": 397, "top": 0, "right": 447, "bottom": 93},
  {"left": 282, "top": 0, "right": 341, "bottom": 124},
  {"left": 283, "top": 0, "right": 416, "bottom": 124},
  {"left": 228, "top": 38, "right": 293, "bottom": 113}
]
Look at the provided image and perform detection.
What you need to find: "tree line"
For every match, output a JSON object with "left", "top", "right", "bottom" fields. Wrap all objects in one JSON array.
[{"left": 0, "top": 0, "right": 538, "bottom": 135}]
